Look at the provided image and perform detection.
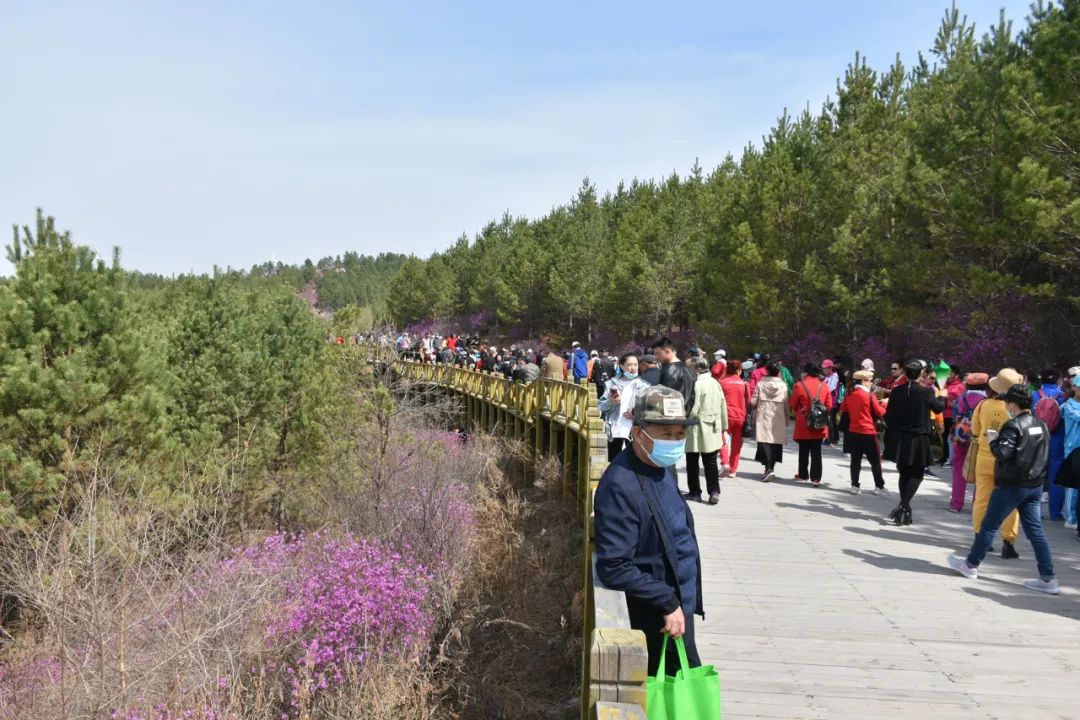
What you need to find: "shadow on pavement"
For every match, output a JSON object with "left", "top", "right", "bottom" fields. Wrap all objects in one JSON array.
[
  {"left": 776, "top": 498, "right": 882, "bottom": 522},
  {"left": 843, "top": 524, "right": 960, "bottom": 550},
  {"left": 962, "top": 586, "right": 1080, "bottom": 620},
  {"left": 842, "top": 548, "right": 957, "bottom": 576}
]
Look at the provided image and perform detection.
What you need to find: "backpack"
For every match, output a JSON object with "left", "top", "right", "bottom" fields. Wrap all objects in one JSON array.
[
  {"left": 800, "top": 380, "right": 829, "bottom": 430},
  {"left": 952, "top": 393, "right": 978, "bottom": 446},
  {"left": 1033, "top": 391, "right": 1062, "bottom": 433}
]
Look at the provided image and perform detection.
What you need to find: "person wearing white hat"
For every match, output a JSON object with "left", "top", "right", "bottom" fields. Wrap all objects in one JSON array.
[
  {"left": 710, "top": 350, "right": 727, "bottom": 381},
  {"left": 571, "top": 342, "right": 589, "bottom": 383}
]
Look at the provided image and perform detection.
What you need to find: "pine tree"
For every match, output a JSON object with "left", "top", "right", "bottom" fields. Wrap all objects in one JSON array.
[{"left": 0, "top": 210, "right": 166, "bottom": 526}]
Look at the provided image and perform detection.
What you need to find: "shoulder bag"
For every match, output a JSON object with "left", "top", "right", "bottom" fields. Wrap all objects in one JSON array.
[
  {"left": 634, "top": 471, "right": 685, "bottom": 608},
  {"left": 741, "top": 382, "right": 754, "bottom": 438},
  {"left": 962, "top": 402, "right": 981, "bottom": 484}
]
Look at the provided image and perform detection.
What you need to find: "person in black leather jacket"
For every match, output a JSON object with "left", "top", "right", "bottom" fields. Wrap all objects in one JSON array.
[
  {"left": 651, "top": 337, "right": 697, "bottom": 412},
  {"left": 948, "top": 384, "right": 1061, "bottom": 594}
]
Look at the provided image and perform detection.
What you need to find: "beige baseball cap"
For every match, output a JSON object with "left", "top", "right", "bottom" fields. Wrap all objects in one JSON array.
[{"left": 633, "top": 385, "right": 698, "bottom": 426}]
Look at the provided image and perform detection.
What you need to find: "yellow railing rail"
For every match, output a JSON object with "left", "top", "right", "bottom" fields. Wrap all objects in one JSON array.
[{"left": 361, "top": 345, "right": 648, "bottom": 718}]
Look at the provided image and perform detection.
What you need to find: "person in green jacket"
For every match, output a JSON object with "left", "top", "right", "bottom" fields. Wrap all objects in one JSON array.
[
  {"left": 777, "top": 358, "right": 795, "bottom": 396},
  {"left": 685, "top": 357, "right": 729, "bottom": 505}
]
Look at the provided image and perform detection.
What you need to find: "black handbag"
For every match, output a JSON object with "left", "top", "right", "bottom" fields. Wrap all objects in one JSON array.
[
  {"left": 742, "top": 382, "right": 754, "bottom": 438},
  {"left": 1056, "top": 448, "right": 1080, "bottom": 490}
]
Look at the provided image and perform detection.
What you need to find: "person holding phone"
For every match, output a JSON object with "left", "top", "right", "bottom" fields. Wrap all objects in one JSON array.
[{"left": 599, "top": 353, "right": 646, "bottom": 461}]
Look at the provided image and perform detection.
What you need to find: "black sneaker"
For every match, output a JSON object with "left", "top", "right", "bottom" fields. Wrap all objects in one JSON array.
[
  {"left": 708, "top": 491, "right": 720, "bottom": 505},
  {"left": 1001, "top": 541, "right": 1020, "bottom": 560},
  {"left": 684, "top": 492, "right": 703, "bottom": 503}
]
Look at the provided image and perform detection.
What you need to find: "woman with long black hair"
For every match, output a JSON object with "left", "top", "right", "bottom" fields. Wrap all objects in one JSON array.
[{"left": 883, "top": 359, "right": 947, "bottom": 525}]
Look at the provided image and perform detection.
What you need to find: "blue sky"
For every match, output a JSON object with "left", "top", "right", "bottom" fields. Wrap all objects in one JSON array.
[{"left": 1, "top": 1, "right": 1033, "bottom": 275}]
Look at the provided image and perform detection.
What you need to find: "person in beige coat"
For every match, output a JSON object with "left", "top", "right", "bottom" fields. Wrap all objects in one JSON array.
[
  {"left": 685, "top": 357, "right": 728, "bottom": 504},
  {"left": 753, "top": 363, "right": 790, "bottom": 482},
  {"left": 540, "top": 350, "right": 565, "bottom": 381}
]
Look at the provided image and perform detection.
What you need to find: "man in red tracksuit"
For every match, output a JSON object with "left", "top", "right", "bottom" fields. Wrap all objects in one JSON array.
[{"left": 840, "top": 369, "right": 887, "bottom": 494}]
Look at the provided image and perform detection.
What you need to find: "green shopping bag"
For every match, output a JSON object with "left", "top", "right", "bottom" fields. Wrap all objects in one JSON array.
[{"left": 646, "top": 634, "right": 721, "bottom": 720}]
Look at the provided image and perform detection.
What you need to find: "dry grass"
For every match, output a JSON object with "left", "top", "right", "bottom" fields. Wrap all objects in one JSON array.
[
  {"left": 434, "top": 451, "right": 582, "bottom": 720},
  {"left": 0, "top": 376, "right": 583, "bottom": 720}
]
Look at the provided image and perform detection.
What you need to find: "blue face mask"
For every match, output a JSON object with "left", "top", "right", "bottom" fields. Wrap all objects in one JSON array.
[
  {"left": 623, "top": 371, "right": 639, "bottom": 380},
  {"left": 640, "top": 428, "right": 686, "bottom": 467}
]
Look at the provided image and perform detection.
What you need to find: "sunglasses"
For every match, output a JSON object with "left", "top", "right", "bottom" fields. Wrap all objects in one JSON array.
[{"left": 891, "top": 366, "right": 900, "bottom": 371}]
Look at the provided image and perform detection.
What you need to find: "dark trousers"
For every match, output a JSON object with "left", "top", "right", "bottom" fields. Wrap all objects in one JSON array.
[
  {"left": 848, "top": 432, "right": 885, "bottom": 488},
  {"left": 898, "top": 464, "right": 926, "bottom": 509},
  {"left": 686, "top": 450, "right": 720, "bottom": 496},
  {"left": 798, "top": 439, "right": 823, "bottom": 482},
  {"left": 608, "top": 438, "right": 629, "bottom": 462},
  {"left": 633, "top": 605, "right": 702, "bottom": 678},
  {"left": 940, "top": 419, "right": 954, "bottom": 462},
  {"left": 827, "top": 411, "right": 840, "bottom": 445}
]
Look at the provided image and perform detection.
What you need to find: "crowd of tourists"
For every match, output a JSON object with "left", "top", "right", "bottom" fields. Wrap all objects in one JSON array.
[{"left": 368, "top": 331, "right": 1077, "bottom": 677}]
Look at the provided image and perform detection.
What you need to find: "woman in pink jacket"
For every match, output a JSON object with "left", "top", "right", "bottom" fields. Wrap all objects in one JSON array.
[{"left": 719, "top": 359, "right": 749, "bottom": 476}]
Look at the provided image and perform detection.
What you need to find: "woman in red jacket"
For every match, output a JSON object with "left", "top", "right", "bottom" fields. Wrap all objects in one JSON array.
[
  {"left": 840, "top": 369, "right": 886, "bottom": 494},
  {"left": 719, "top": 359, "right": 748, "bottom": 476},
  {"left": 790, "top": 363, "right": 833, "bottom": 485}
]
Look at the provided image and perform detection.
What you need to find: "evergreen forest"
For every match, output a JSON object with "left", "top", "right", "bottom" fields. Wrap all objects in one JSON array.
[{"left": 384, "top": 3, "right": 1080, "bottom": 370}]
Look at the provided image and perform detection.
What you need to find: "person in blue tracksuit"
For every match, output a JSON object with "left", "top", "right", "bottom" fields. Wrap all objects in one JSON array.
[
  {"left": 1034, "top": 370, "right": 1067, "bottom": 520},
  {"left": 570, "top": 341, "right": 590, "bottom": 383}
]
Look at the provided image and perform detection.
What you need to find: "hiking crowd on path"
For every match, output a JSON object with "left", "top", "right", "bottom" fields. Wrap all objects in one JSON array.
[{"left": 368, "top": 331, "right": 1079, "bottom": 676}]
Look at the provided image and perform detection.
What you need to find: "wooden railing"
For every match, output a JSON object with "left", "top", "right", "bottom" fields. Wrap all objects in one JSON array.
[{"left": 365, "top": 346, "right": 648, "bottom": 719}]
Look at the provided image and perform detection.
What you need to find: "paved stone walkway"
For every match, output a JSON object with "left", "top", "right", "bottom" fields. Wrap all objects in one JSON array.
[{"left": 677, "top": 436, "right": 1080, "bottom": 720}]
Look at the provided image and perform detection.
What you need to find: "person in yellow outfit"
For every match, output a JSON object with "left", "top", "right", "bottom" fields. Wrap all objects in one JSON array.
[{"left": 972, "top": 368, "right": 1024, "bottom": 559}]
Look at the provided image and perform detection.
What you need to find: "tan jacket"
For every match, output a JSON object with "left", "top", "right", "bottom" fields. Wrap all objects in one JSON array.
[
  {"left": 540, "top": 352, "right": 565, "bottom": 381},
  {"left": 753, "top": 376, "right": 790, "bottom": 445}
]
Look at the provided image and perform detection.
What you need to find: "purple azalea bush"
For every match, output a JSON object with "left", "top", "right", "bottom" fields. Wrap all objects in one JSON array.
[{"left": 2, "top": 533, "right": 438, "bottom": 720}]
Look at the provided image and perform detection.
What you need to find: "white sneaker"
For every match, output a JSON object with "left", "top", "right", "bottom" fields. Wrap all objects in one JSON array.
[
  {"left": 849, "top": 486, "right": 861, "bottom": 495},
  {"left": 1065, "top": 522, "right": 1078, "bottom": 530},
  {"left": 1023, "top": 578, "right": 1061, "bottom": 595},
  {"left": 872, "top": 487, "right": 888, "bottom": 496},
  {"left": 947, "top": 555, "right": 978, "bottom": 579},
  {"left": 762, "top": 471, "right": 775, "bottom": 483}
]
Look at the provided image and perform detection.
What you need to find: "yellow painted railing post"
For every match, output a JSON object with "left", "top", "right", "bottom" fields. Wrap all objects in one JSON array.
[{"left": 360, "top": 345, "right": 646, "bottom": 718}]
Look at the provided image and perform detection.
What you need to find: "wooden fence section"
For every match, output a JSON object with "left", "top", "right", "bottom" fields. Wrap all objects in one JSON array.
[{"left": 372, "top": 349, "right": 648, "bottom": 719}]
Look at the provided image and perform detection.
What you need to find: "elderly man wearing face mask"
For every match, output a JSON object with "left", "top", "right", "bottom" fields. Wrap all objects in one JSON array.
[{"left": 593, "top": 385, "right": 704, "bottom": 679}]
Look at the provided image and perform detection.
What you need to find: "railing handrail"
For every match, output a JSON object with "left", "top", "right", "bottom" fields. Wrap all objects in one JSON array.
[{"left": 360, "top": 345, "right": 648, "bottom": 718}]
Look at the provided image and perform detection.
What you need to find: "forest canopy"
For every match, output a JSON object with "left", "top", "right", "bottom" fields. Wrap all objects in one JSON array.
[{"left": 383, "top": 3, "right": 1080, "bottom": 369}]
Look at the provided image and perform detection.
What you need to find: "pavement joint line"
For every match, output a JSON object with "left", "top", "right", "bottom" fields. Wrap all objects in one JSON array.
[{"left": 671, "top": 433, "right": 1080, "bottom": 717}]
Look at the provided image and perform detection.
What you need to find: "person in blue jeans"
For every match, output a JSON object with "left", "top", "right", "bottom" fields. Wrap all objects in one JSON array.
[{"left": 947, "top": 384, "right": 1061, "bottom": 594}]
